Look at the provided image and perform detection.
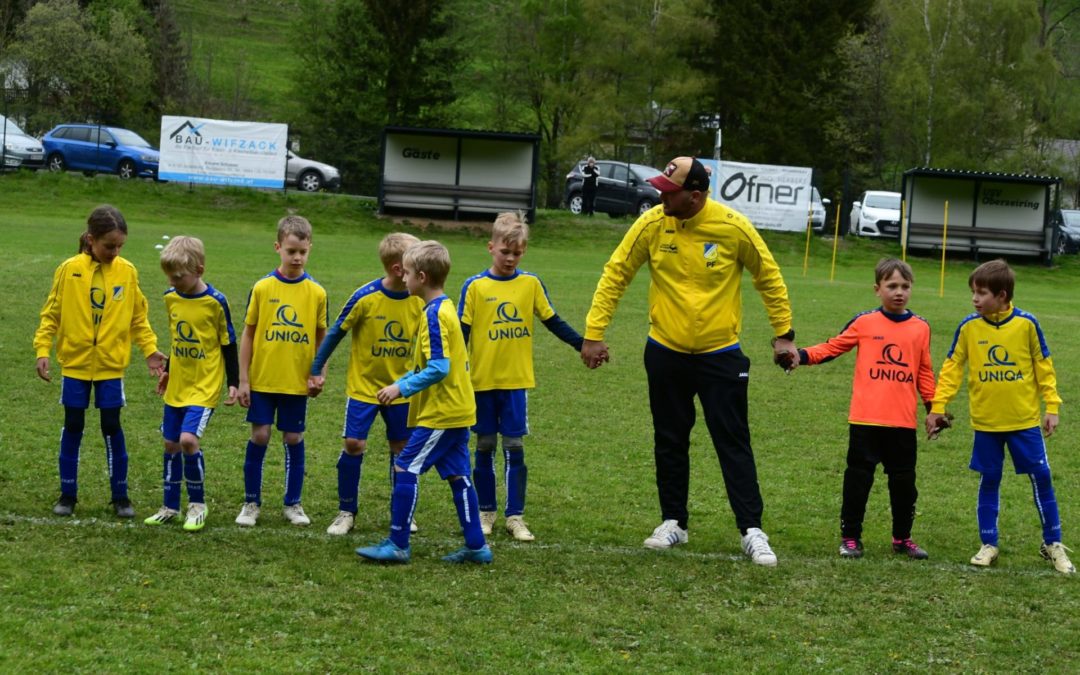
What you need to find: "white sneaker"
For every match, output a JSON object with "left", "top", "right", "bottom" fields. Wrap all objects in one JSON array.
[
  {"left": 144, "top": 506, "right": 179, "bottom": 526},
  {"left": 283, "top": 503, "right": 311, "bottom": 526},
  {"left": 326, "top": 510, "right": 355, "bottom": 535},
  {"left": 742, "top": 527, "right": 778, "bottom": 566},
  {"left": 480, "top": 510, "right": 497, "bottom": 536},
  {"left": 1040, "top": 542, "right": 1076, "bottom": 574},
  {"left": 183, "top": 503, "right": 207, "bottom": 532},
  {"left": 643, "top": 519, "right": 688, "bottom": 549},
  {"left": 235, "top": 502, "right": 260, "bottom": 527},
  {"left": 505, "top": 515, "right": 535, "bottom": 542},
  {"left": 410, "top": 519, "right": 419, "bottom": 533},
  {"left": 970, "top": 543, "right": 999, "bottom": 567}
]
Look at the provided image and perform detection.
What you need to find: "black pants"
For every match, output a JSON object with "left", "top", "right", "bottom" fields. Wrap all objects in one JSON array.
[
  {"left": 840, "top": 424, "right": 918, "bottom": 540},
  {"left": 582, "top": 185, "right": 596, "bottom": 215},
  {"left": 644, "top": 341, "right": 763, "bottom": 531}
]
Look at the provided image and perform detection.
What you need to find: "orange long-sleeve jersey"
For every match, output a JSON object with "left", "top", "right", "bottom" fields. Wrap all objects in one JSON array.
[{"left": 799, "top": 308, "right": 935, "bottom": 429}]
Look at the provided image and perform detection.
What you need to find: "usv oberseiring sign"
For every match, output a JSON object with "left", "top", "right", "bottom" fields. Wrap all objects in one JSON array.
[{"left": 159, "top": 116, "right": 288, "bottom": 188}]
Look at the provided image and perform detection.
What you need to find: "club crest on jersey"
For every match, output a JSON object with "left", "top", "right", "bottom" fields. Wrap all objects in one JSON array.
[
  {"left": 981, "top": 345, "right": 1022, "bottom": 382},
  {"left": 173, "top": 320, "right": 206, "bottom": 359},
  {"left": 371, "top": 320, "right": 410, "bottom": 357},
  {"left": 112, "top": 286, "right": 124, "bottom": 302},
  {"left": 869, "top": 343, "right": 911, "bottom": 382},
  {"left": 488, "top": 302, "right": 530, "bottom": 341},
  {"left": 265, "top": 304, "right": 309, "bottom": 344},
  {"left": 704, "top": 243, "right": 720, "bottom": 267}
]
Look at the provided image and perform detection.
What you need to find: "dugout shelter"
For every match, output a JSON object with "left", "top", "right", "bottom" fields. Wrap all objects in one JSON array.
[
  {"left": 901, "top": 167, "right": 1062, "bottom": 265},
  {"left": 379, "top": 126, "right": 541, "bottom": 222}
]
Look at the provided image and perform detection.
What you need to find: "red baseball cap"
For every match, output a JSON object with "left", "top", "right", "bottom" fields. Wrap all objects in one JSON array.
[{"left": 648, "top": 157, "right": 710, "bottom": 193}]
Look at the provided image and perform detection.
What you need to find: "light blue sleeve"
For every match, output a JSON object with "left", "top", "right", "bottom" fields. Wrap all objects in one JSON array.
[{"left": 396, "top": 358, "right": 450, "bottom": 398}]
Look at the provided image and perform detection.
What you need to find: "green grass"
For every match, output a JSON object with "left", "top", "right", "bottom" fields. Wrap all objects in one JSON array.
[{"left": 1, "top": 171, "right": 1078, "bottom": 672}]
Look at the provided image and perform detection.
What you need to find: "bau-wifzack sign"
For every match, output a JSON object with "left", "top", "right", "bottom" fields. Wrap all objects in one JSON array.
[{"left": 158, "top": 116, "right": 288, "bottom": 188}]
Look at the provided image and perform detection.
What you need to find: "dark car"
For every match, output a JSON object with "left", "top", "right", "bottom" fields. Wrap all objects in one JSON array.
[
  {"left": 564, "top": 160, "right": 662, "bottom": 217},
  {"left": 43, "top": 124, "right": 159, "bottom": 179},
  {"left": 1, "top": 114, "right": 45, "bottom": 171},
  {"left": 1051, "top": 209, "right": 1080, "bottom": 255}
]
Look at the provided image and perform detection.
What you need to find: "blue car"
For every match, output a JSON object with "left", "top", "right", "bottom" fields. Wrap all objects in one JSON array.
[{"left": 43, "top": 124, "right": 159, "bottom": 179}]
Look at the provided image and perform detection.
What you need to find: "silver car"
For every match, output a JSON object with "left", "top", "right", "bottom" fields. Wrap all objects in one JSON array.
[
  {"left": 286, "top": 150, "right": 341, "bottom": 192},
  {"left": 1, "top": 115, "right": 45, "bottom": 170}
]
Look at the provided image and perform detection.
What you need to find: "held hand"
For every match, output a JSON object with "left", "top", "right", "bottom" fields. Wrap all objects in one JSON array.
[
  {"left": 156, "top": 371, "right": 169, "bottom": 396},
  {"left": 377, "top": 384, "right": 401, "bottom": 405},
  {"left": 237, "top": 383, "right": 251, "bottom": 409},
  {"left": 36, "top": 357, "right": 51, "bottom": 382},
  {"left": 307, "top": 374, "right": 325, "bottom": 398},
  {"left": 146, "top": 351, "right": 166, "bottom": 377},
  {"left": 580, "top": 339, "right": 610, "bottom": 369},
  {"left": 772, "top": 338, "right": 796, "bottom": 373},
  {"left": 224, "top": 386, "right": 239, "bottom": 406},
  {"left": 926, "top": 412, "right": 953, "bottom": 440},
  {"left": 1043, "top": 413, "right": 1059, "bottom": 438}
]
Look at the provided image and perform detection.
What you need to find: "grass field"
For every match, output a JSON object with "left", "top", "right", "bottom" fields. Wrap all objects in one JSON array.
[{"left": 1, "top": 171, "right": 1077, "bottom": 672}]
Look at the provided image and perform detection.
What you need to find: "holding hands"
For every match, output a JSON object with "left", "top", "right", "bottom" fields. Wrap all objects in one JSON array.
[
  {"left": 377, "top": 383, "right": 402, "bottom": 406},
  {"left": 580, "top": 339, "right": 610, "bottom": 370}
]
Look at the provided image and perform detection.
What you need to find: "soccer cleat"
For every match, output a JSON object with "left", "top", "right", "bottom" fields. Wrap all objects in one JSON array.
[
  {"left": 52, "top": 494, "right": 77, "bottom": 517},
  {"left": 235, "top": 502, "right": 260, "bottom": 527},
  {"left": 643, "top": 519, "right": 688, "bottom": 550},
  {"left": 283, "top": 503, "right": 311, "bottom": 526},
  {"left": 326, "top": 510, "right": 355, "bottom": 536},
  {"left": 505, "top": 515, "right": 535, "bottom": 542},
  {"left": 183, "top": 503, "right": 207, "bottom": 532},
  {"left": 1040, "top": 542, "right": 1076, "bottom": 574},
  {"left": 892, "top": 537, "right": 929, "bottom": 560},
  {"left": 839, "top": 537, "right": 864, "bottom": 558},
  {"left": 112, "top": 498, "right": 136, "bottom": 519},
  {"left": 356, "top": 538, "right": 410, "bottom": 563},
  {"left": 442, "top": 544, "right": 493, "bottom": 564},
  {"left": 970, "top": 543, "right": 999, "bottom": 567},
  {"left": 742, "top": 527, "right": 778, "bottom": 566},
  {"left": 480, "top": 511, "right": 496, "bottom": 536},
  {"left": 144, "top": 506, "right": 179, "bottom": 526},
  {"left": 410, "top": 519, "right": 419, "bottom": 534}
]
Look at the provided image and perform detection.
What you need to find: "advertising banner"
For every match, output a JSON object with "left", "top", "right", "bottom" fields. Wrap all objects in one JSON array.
[
  {"left": 700, "top": 159, "right": 813, "bottom": 232},
  {"left": 159, "top": 116, "right": 288, "bottom": 188}
]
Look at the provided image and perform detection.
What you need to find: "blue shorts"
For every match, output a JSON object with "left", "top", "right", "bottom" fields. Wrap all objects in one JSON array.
[
  {"left": 342, "top": 398, "right": 410, "bottom": 441},
  {"left": 161, "top": 404, "right": 214, "bottom": 442},
  {"left": 971, "top": 427, "right": 1049, "bottom": 475},
  {"left": 395, "top": 427, "right": 471, "bottom": 479},
  {"left": 246, "top": 391, "right": 307, "bottom": 433},
  {"left": 61, "top": 377, "right": 125, "bottom": 409},
  {"left": 473, "top": 389, "right": 529, "bottom": 436}
]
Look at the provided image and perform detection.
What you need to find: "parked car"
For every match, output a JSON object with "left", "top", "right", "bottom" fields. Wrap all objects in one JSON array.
[
  {"left": 564, "top": 160, "right": 662, "bottom": 217},
  {"left": 286, "top": 150, "right": 341, "bottom": 192},
  {"left": 42, "top": 124, "right": 159, "bottom": 179},
  {"left": 1, "top": 114, "right": 45, "bottom": 171},
  {"left": 850, "top": 190, "right": 901, "bottom": 237},
  {"left": 810, "top": 187, "right": 832, "bottom": 233},
  {"left": 1051, "top": 208, "right": 1080, "bottom": 255}
]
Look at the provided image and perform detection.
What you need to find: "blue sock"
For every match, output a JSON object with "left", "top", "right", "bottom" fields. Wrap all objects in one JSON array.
[
  {"left": 337, "top": 451, "right": 363, "bottom": 513},
  {"left": 977, "top": 473, "right": 1002, "bottom": 545},
  {"left": 504, "top": 447, "right": 527, "bottom": 517},
  {"left": 284, "top": 441, "right": 305, "bottom": 506},
  {"left": 389, "top": 471, "right": 418, "bottom": 549},
  {"left": 104, "top": 429, "right": 129, "bottom": 500},
  {"left": 451, "top": 476, "right": 486, "bottom": 550},
  {"left": 184, "top": 452, "right": 205, "bottom": 504},
  {"left": 473, "top": 448, "right": 497, "bottom": 512},
  {"left": 243, "top": 440, "right": 267, "bottom": 505},
  {"left": 1030, "top": 467, "right": 1062, "bottom": 544},
  {"left": 163, "top": 452, "right": 183, "bottom": 510},
  {"left": 59, "top": 428, "right": 82, "bottom": 498}
]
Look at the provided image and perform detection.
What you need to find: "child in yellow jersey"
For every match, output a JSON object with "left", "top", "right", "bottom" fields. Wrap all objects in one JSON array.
[
  {"left": 144, "top": 236, "right": 239, "bottom": 532},
  {"left": 235, "top": 216, "right": 328, "bottom": 528},
  {"left": 926, "top": 260, "right": 1074, "bottom": 574},
  {"left": 310, "top": 233, "right": 424, "bottom": 536},
  {"left": 34, "top": 205, "right": 165, "bottom": 518},
  {"left": 357, "top": 241, "right": 491, "bottom": 564},
  {"left": 458, "top": 212, "right": 583, "bottom": 541}
]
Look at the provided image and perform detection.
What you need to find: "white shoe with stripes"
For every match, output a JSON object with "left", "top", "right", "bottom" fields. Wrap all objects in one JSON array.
[{"left": 643, "top": 519, "right": 688, "bottom": 550}]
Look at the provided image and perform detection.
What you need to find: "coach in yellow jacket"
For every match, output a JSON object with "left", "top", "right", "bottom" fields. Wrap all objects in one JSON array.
[{"left": 581, "top": 157, "right": 794, "bottom": 566}]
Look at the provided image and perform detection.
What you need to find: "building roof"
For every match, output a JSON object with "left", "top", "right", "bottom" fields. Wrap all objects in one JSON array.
[{"left": 903, "top": 166, "right": 1061, "bottom": 186}]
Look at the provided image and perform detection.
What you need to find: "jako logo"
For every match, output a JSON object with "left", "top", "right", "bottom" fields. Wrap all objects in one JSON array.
[
  {"left": 719, "top": 172, "right": 805, "bottom": 206},
  {"left": 169, "top": 120, "right": 206, "bottom": 145},
  {"left": 265, "top": 305, "right": 309, "bottom": 344},
  {"left": 176, "top": 321, "right": 200, "bottom": 343},
  {"left": 869, "top": 343, "right": 912, "bottom": 382},
  {"left": 371, "top": 320, "right": 410, "bottom": 358}
]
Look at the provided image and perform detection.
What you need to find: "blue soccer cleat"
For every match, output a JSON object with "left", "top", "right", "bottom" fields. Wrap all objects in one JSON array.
[
  {"left": 442, "top": 544, "right": 493, "bottom": 564},
  {"left": 356, "top": 538, "right": 410, "bottom": 564}
]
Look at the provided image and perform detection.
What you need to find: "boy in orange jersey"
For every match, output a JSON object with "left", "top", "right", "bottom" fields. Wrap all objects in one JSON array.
[{"left": 789, "top": 258, "right": 936, "bottom": 559}]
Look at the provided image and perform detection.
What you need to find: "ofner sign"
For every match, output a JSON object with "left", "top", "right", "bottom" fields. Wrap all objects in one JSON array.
[
  {"left": 700, "top": 159, "right": 813, "bottom": 232},
  {"left": 158, "top": 115, "right": 288, "bottom": 188}
]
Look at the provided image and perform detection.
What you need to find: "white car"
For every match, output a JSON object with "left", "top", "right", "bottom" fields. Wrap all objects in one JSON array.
[
  {"left": 286, "top": 150, "right": 341, "bottom": 192},
  {"left": 850, "top": 190, "right": 901, "bottom": 237},
  {"left": 810, "top": 187, "right": 832, "bottom": 233}
]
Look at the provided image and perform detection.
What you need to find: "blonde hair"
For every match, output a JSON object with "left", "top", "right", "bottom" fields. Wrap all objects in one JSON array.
[
  {"left": 160, "top": 236, "right": 206, "bottom": 275},
  {"left": 492, "top": 211, "right": 529, "bottom": 247},
  {"left": 403, "top": 240, "right": 451, "bottom": 288},
  {"left": 379, "top": 232, "right": 420, "bottom": 269},
  {"left": 277, "top": 215, "right": 312, "bottom": 242}
]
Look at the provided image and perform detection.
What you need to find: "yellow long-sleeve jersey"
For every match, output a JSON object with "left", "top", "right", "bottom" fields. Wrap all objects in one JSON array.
[
  {"left": 585, "top": 199, "right": 792, "bottom": 353},
  {"left": 34, "top": 253, "right": 158, "bottom": 380},
  {"left": 932, "top": 305, "right": 1061, "bottom": 431}
]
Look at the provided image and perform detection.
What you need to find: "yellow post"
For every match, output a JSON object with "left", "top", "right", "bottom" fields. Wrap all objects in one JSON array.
[
  {"left": 829, "top": 196, "right": 841, "bottom": 282},
  {"left": 900, "top": 199, "right": 907, "bottom": 263},
  {"left": 938, "top": 200, "right": 949, "bottom": 298}
]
